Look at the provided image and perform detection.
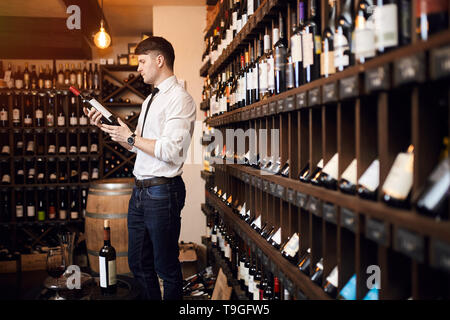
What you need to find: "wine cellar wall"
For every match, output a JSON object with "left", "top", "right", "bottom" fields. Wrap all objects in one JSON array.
[{"left": 200, "top": 0, "right": 450, "bottom": 300}]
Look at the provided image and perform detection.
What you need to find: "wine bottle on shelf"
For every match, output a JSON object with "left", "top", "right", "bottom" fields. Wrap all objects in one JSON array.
[
  {"left": 321, "top": 0, "right": 336, "bottom": 78},
  {"left": 334, "top": 0, "right": 354, "bottom": 72},
  {"left": 416, "top": 0, "right": 449, "bottom": 41},
  {"left": 70, "top": 86, "right": 119, "bottom": 125},
  {"left": 14, "top": 67, "right": 24, "bottom": 90},
  {"left": 15, "top": 189, "right": 24, "bottom": 221},
  {"left": 23, "top": 63, "right": 30, "bottom": 90},
  {"left": 262, "top": 276, "right": 273, "bottom": 300},
  {"left": 36, "top": 158, "right": 45, "bottom": 184},
  {"left": 280, "top": 160, "right": 290, "bottom": 177},
  {"left": 320, "top": 153, "right": 339, "bottom": 190},
  {"left": 274, "top": 11, "right": 287, "bottom": 95},
  {"left": 416, "top": 156, "right": 449, "bottom": 221},
  {"left": 374, "top": 0, "right": 399, "bottom": 53},
  {"left": 64, "top": 63, "right": 71, "bottom": 86},
  {"left": 70, "top": 187, "right": 79, "bottom": 220},
  {"left": 292, "top": 1, "right": 305, "bottom": 87},
  {"left": 353, "top": 0, "right": 376, "bottom": 64},
  {"left": 23, "top": 95, "right": 33, "bottom": 127},
  {"left": 70, "top": 64, "right": 77, "bottom": 86},
  {"left": 48, "top": 158, "right": 57, "bottom": 183},
  {"left": 268, "top": 227, "right": 282, "bottom": 250},
  {"left": 69, "top": 96, "right": 78, "bottom": 126},
  {"left": 59, "top": 187, "right": 67, "bottom": 220},
  {"left": 37, "top": 189, "right": 46, "bottom": 222},
  {"left": 57, "top": 94, "right": 66, "bottom": 127},
  {"left": 323, "top": 266, "right": 339, "bottom": 298},
  {"left": 253, "top": 270, "right": 262, "bottom": 300},
  {"left": 81, "top": 188, "right": 87, "bottom": 218},
  {"left": 303, "top": 0, "right": 321, "bottom": 83},
  {"left": 26, "top": 189, "right": 35, "bottom": 222},
  {"left": 339, "top": 159, "right": 358, "bottom": 195},
  {"left": 12, "top": 95, "right": 21, "bottom": 127},
  {"left": 48, "top": 188, "right": 56, "bottom": 220},
  {"left": 310, "top": 258, "right": 324, "bottom": 286},
  {"left": 0, "top": 99, "right": 8, "bottom": 127},
  {"left": 76, "top": 63, "right": 83, "bottom": 89},
  {"left": 14, "top": 160, "right": 24, "bottom": 185},
  {"left": 99, "top": 219, "right": 117, "bottom": 295},
  {"left": 1, "top": 160, "right": 10, "bottom": 185},
  {"left": 298, "top": 248, "right": 311, "bottom": 276},
  {"left": 382, "top": 144, "right": 414, "bottom": 208},
  {"left": 357, "top": 158, "right": 379, "bottom": 200},
  {"left": 280, "top": 232, "right": 300, "bottom": 264}
]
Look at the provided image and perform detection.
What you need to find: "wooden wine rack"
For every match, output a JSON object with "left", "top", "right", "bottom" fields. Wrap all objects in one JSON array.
[{"left": 200, "top": 0, "right": 450, "bottom": 300}]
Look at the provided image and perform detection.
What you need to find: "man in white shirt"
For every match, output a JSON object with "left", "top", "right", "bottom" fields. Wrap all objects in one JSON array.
[{"left": 85, "top": 36, "right": 196, "bottom": 300}]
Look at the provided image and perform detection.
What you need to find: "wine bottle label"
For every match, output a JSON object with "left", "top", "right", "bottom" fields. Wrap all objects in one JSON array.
[
  {"left": 267, "top": 56, "right": 275, "bottom": 90},
  {"left": 2, "top": 145, "right": 10, "bottom": 154},
  {"left": 252, "top": 215, "right": 262, "bottom": 229},
  {"left": 37, "top": 173, "right": 44, "bottom": 180},
  {"left": 2, "top": 174, "right": 10, "bottom": 183},
  {"left": 241, "top": 14, "right": 248, "bottom": 27},
  {"left": 259, "top": 61, "right": 268, "bottom": 92},
  {"left": 271, "top": 228, "right": 281, "bottom": 245},
  {"left": 211, "top": 233, "right": 217, "bottom": 244},
  {"left": 59, "top": 209, "right": 67, "bottom": 220},
  {"left": 99, "top": 257, "right": 117, "bottom": 288},
  {"left": 358, "top": 159, "right": 380, "bottom": 192},
  {"left": 302, "top": 32, "right": 314, "bottom": 67},
  {"left": 80, "top": 146, "right": 88, "bottom": 153},
  {"left": 57, "top": 115, "right": 65, "bottom": 126},
  {"left": 248, "top": 0, "right": 254, "bottom": 16},
  {"left": 246, "top": 70, "right": 253, "bottom": 92},
  {"left": 239, "top": 262, "right": 245, "bottom": 280},
  {"left": 81, "top": 171, "right": 89, "bottom": 181},
  {"left": 248, "top": 274, "right": 254, "bottom": 294},
  {"left": 232, "top": 12, "right": 237, "bottom": 31},
  {"left": 291, "top": 34, "right": 303, "bottom": 63},
  {"left": 374, "top": 4, "right": 399, "bottom": 49},
  {"left": 322, "top": 153, "right": 339, "bottom": 180},
  {"left": 382, "top": 152, "right": 413, "bottom": 199},
  {"left": 79, "top": 116, "right": 88, "bottom": 125},
  {"left": 26, "top": 141, "right": 34, "bottom": 151},
  {"left": 24, "top": 116, "right": 32, "bottom": 125},
  {"left": 326, "top": 266, "right": 339, "bottom": 288},
  {"left": 0, "top": 109, "right": 7, "bottom": 121},
  {"left": 38, "top": 210, "right": 45, "bottom": 221},
  {"left": 12, "top": 108, "right": 20, "bottom": 121},
  {"left": 71, "top": 211, "right": 78, "bottom": 219},
  {"left": 321, "top": 50, "right": 336, "bottom": 76},
  {"left": 70, "top": 116, "right": 78, "bottom": 126},
  {"left": 341, "top": 159, "right": 357, "bottom": 184},
  {"left": 50, "top": 173, "right": 57, "bottom": 180},
  {"left": 45, "top": 80, "right": 53, "bottom": 89},
  {"left": 334, "top": 32, "right": 350, "bottom": 68},
  {"left": 244, "top": 267, "right": 249, "bottom": 286},
  {"left": 282, "top": 233, "right": 299, "bottom": 258},
  {"left": 48, "top": 145, "right": 56, "bottom": 153},
  {"left": 47, "top": 114, "right": 54, "bottom": 126},
  {"left": 70, "top": 146, "right": 77, "bottom": 153},
  {"left": 15, "top": 79, "right": 23, "bottom": 89},
  {"left": 59, "top": 146, "right": 66, "bottom": 153},
  {"left": 354, "top": 27, "right": 376, "bottom": 60},
  {"left": 27, "top": 205, "right": 35, "bottom": 217},
  {"left": 16, "top": 205, "right": 23, "bottom": 217},
  {"left": 89, "top": 99, "right": 113, "bottom": 119},
  {"left": 417, "top": 158, "right": 449, "bottom": 210},
  {"left": 236, "top": 18, "right": 242, "bottom": 33},
  {"left": 35, "top": 109, "right": 43, "bottom": 119},
  {"left": 92, "top": 168, "right": 99, "bottom": 179},
  {"left": 253, "top": 281, "right": 260, "bottom": 300},
  {"left": 90, "top": 144, "right": 98, "bottom": 153}
]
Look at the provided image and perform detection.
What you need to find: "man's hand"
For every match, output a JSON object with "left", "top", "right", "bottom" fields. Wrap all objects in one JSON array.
[
  {"left": 101, "top": 118, "right": 133, "bottom": 143},
  {"left": 83, "top": 107, "right": 103, "bottom": 129}
]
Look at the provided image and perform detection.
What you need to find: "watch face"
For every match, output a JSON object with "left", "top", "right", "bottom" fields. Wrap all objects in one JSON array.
[{"left": 127, "top": 137, "right": 134, "bottom": 145}]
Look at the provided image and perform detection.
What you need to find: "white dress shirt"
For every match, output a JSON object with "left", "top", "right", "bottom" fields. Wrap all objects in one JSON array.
[{"left": 131, "top": 75, "right": 196, "bottom": 179}]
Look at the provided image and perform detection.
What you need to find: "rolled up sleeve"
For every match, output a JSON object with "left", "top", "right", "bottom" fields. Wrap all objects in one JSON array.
[{"left": 154, "top": 94, "right": 196, "bottom": 165}]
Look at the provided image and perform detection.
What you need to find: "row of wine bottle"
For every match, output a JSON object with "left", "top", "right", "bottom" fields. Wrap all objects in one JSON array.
[
  {"left": 0, "top": 186, "right": 88, "bottom": 222},
  {"left": 0, "top": 91, "right": 102, "bottom": 128},
  {"left": 1, "top": 157, "right": 100, "bottom": 186},
  {"left": 1, "top": 61, "right": 101, "bottom": 91},
  {"left": 1, "top": 130, "right": 99, "bottom": 157},
  {"left": 206, "top": 196, "right": 379, "bottom": 300},
  {"left": 203, "top": 0, "right": 449, "bottom": 116},
  {"left": 207, "top": 136, "right": 449, "bottom": 220}
]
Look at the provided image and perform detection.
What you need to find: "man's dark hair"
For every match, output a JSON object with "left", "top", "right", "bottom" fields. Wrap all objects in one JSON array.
[{"left": 135, "top": 36, "right": 175, "bottom": 71}]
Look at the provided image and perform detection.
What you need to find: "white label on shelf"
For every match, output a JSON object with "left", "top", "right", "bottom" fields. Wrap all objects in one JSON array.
[
  {"left": 59, "top": 210, "right": 67, "bottom": 220},
  {"left": 283, "top": 233, "right": 299, "bottom": 258},
  {"left": 80, "top": 146, "right": 88, "bottom": 153},
  {"left": 24, "top": 116, "right": 32, "bottom": 125},
  {"left": 418, "top": 159, "right": 450, "bottom": 210},
  {"left": 35, "top": 109, "right": 43, "bottom": 119},
  {"left": 71, "top": 211, "right": 78, "bottom": 220},
  {"left": 47, "top": 114, "right": 54, "bottom": 126},
  {"left": 69, "top": 146, "right": 77, "bottom": 154},
  {"left": 12, "top": 108, "right": 20, "bottom": 121},
  {"left": 321, "top": 50, "right": 336, "bottom": 76},
  {"left": 2, "top": 174, "right": 10, "bottom": 183},
  {"left": 291, "top": 34, "right": 303, "bottom": 63},
  {"left": 271, "top": 228, "right": 282, "bottom": 245},
  {"left": 0, "top": 109, "right": 7, "bottom": 121},
  {"left": 302, "top": 32, "right": 314, "bottom": 67},
  {"left": 334, "top": 32, "right": 350, "bottom": 68},
  {"left": 259, "top": 61, "right": 268, "bottom": 92},
  {"left": 99, "top": 256, "right": 107, "bottom": 288},
  {"left": 267, "top": 56, "right": 275, "bottom": 90},
  {"left": 79, "top": 116, "right": 88, "bottom": 125},
  {"left": 247, "top": 0, "right": 254, "bottom": 16},
  {"left": 354, "top": 27, "right": 376, "bottom": 60},
  {"left": 70, "top": 116, "right": 78, "bottom": 126},
  {"left": 57, "top": 115, "right": 65, "bottom": 126},
  {"left": 341, "top": 159, "right": 357, "bottom": 184},
  {"left": 382, "top": 152, "right": 413, "bottom": 199},
  {"left": 27, "top": 205, "right": 35, "bottom": 217},
  {"left": 374, "top": 4, "right": 398, "bottom": 49},
  {"left": 358, "top": 159, "right": 380, "bottom": 192},
  {"left": 326, "top": 266, "right": 339, "bottom": 287},
  {"left": 252, "top": 215, "right": 262, "bottom": 230},
  {"left": 322, "top": 153, "right": 339, "bottom": 180},
  {"left": 16, "top": 205, "right": 23, "bottom": 218},
  {"left": 2, "top": 145, "right": 10, "bottom": 154}
]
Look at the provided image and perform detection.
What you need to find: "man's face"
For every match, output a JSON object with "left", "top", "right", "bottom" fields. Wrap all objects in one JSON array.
[{"left": 137, "top": 52, "right": 160, "bottom": 84}]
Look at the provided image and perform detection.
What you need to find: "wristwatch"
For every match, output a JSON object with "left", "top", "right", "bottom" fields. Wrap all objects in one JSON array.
[{"left": 127, "top": 133, "right": 136, "bottom": 146}]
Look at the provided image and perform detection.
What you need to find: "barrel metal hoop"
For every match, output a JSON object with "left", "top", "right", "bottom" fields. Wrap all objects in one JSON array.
[
  {"left": 85, "top": 211, "right": 128, "bottom": 219},
  {"left": 88, "top": 249, "right": 128, "bottom": 258}
]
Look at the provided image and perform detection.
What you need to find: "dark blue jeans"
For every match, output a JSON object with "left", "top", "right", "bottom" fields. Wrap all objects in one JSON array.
[{"left": 127, "top": 176, "right": 186, "bottom": 300}]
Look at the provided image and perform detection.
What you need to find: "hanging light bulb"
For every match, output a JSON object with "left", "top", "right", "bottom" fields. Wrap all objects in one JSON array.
[{"left": 94, "top": 19, "right": 111, "bottom": 49}]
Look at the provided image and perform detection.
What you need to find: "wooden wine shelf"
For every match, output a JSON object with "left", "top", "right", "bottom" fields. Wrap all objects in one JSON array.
[
  {"left": 213, "top": 163, "right": 450, "bottom": 244},
  {"left": 205, "top": 189, "right": 332, "bottom": 300},
  {"left": 206, "top": 30, "right": 450, "bottom": 127}
]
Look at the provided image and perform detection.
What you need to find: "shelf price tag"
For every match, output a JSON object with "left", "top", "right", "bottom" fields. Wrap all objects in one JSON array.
[
  {"left": 308, "top": 87, "right": 320, "bottom": 107},
  {"left": 322, "top": 202, "right": 337, "bottom": 224},
  {"left": 277, "top": 99, "right": 285, "bottom": 113},
  {"left": 256, "top": 177, "right": 262, "bottom": 190},
  {"left": 286, "top": 96, "right": 295, "bottom": 111},
  {"left": 430, "top": 45, "right": 450, "bottom": 80},
  {"left": 365, "top": 217, "right": 388, "bottom": 246},
  {"left": 276, "top": 184, "right": 285, "bottom": 199},
  {"left": 262, "top": 104, "right": 268, "bottom": 115},
  {"left": 365, "top": 65, "right": 390, "bottom": 93},
  {"left": 340, "top": 75, "right": 358, "bottom": 99},
  {"left": 322, "top": 82, "right": 337, "bottom": 103},
  {"left": 307, "top": 196, "right": 321, "bottom": 217},
  {"left": 394, "top": 52, "right": 426, "bottom": 87},
  {"left": 244, "top": 173, "right": 250, "bottom": 184},
  {"left": 269, "top": 101, "right": 277, "bottom": 115},
  {"left": 250, "top": 108, "right": 256, "bottom": 119},
  {"left": 269, "top": 182, "right": 277, "bottom": 196},
  {"left": 256, "top": 106, "right": 262, "bottom": 118},
  {"left": 251, "top": 175, "right": 257, "bottom": 187},
  {"left": 341, "top": 207, "right": 356, "bottom": 233},
  {"left": 287, "top": 188, "right": 296, "bottom": 205},
  {"left": 263, "top": 180, "right": 269, "bottom": 192},
  {"left": 296, "top": 92, "right": 307, "bottom": 109},
  {"left": 296, "top": 191, "right": 308, "bottom": 209},
  {"left": 431, "top": 239, "right": 450, "bottom": 273},
  {"left": 394, "top": 227, "right": 424, "bottom": 263}
]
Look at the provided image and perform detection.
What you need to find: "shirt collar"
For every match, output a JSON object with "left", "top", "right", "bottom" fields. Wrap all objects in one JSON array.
[{"left": 156, "top": 75, "right": 177, "bottom": 94}]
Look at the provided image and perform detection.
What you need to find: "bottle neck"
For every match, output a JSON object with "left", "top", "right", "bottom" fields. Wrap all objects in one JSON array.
[{"left": 104, "top": 227, "right": 111, "bottom": 245}]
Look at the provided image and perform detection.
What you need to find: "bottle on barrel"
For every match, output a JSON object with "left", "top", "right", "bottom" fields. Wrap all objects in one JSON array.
[{"left": 99, "top": 219, "right": 117, "bottom": 295}]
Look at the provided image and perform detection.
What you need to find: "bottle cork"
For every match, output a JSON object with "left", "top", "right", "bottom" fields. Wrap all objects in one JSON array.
[{"left": 104, "top": 219, "right": 110, "bottom": 228}]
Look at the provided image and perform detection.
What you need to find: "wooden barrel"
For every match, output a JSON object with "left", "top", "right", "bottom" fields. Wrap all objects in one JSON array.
[{"left": 85, "top": 178, "right": 133, "bottom": 275}]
